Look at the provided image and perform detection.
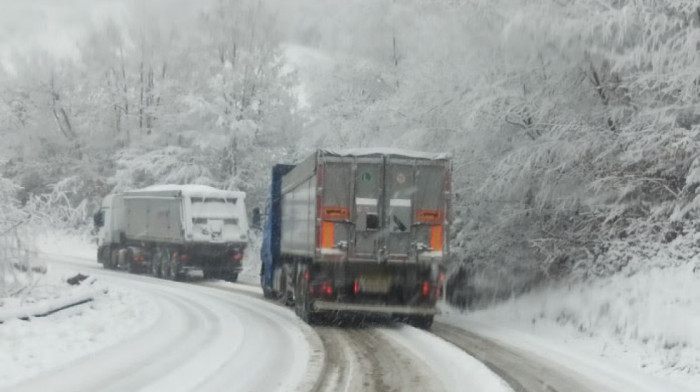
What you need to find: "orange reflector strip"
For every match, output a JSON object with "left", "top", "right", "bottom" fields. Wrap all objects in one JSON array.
[
  {"left": 417, "top": 209, "right": 442, "bottom": 224},
  {"left": 430, "top": 225, "right": 443, "bottom": 251},
  {"left": 321, "top": 221, "right": 335, "bottom": 249}
]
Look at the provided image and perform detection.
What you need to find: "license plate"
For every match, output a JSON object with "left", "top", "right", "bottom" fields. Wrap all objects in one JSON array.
[{"left": 358, "top": 275, "right": 392, "bottom": 294}]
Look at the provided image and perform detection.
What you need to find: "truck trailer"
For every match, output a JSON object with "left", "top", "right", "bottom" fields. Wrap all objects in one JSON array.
[
  {"left": 260, "top": 149, "right": 451, "bottom": 328},
  {"left": 95, "top": 185, "right": 249, "bottom": 282}
]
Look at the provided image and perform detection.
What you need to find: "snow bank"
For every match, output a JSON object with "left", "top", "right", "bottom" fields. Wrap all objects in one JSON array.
[
  {"left": 0, "top": 231, "right": 159, "bottom": 388},
  {"left": 0, "top": 271, "right": 159, "bottom": 388},
  {"left": 440, "top": 258, "right": 700, "bottom": 391},
  {"left": 36, "top": 230, "right": 96, "bottom": 262}
]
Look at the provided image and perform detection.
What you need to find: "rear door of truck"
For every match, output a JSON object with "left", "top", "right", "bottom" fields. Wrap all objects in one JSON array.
[
  {"left": 384, "top": 157, "right": 415, "bottom": 259},
  {"left": 320, "top": 154, "right": 449, "bottom": 261},
  {"left": 411, "top": 160, "right": 449, "bottom": 256},
  {"left": 351, "top": 157, "right": 384, "bottom": 258}
]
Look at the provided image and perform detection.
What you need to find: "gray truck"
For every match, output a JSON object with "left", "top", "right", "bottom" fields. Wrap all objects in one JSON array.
[
  {"left": 94, "top": 185, "right": 249, "bottom": 282},
  {"left": 261, "top": 149, "right": 451, "bottom": 328}
]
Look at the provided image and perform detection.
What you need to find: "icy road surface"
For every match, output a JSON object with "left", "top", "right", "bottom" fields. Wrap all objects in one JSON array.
[
  {"left": 3, "top": 255, "right": 323, "bottom": 392},
  {"left": 205, "top": 281, "right": 512, "bottom": 392},
  {"left": 6, "top": 251, "right": 513, "bottom": 392},
  {"left": 11, "top": 233, "right": 669, "bottom": 392}
]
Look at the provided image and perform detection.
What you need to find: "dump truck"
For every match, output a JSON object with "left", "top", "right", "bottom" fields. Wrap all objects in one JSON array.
[
  {"left": 95, "top": 185, "right": 249, "bottom": 282},
  {"left": 260, "top": 149, "right": 451, "bottom": 328}
]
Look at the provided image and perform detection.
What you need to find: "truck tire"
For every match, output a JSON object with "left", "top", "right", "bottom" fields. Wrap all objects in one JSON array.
[
  {"left": 160, "top": 252, "right": 169, "bottom": 278},
  {"left": 262, "top": 285, "right": 274, "bottom": 298},
  {"left": 294, "top": 265, "right": 317, "bottom": 324},
  {"left": 151, "top": 250, "right": 162, "bottom": 278},
  {"left": 261, "top": 267, "right": 275, "bottom": 298},
  {"left": 109, "top": 249, "right": 119, "bottom": 270},
  {"left": 166, "top": 252, "right": 182, "bottom": 281},
  {"left": 165, "top": 253, "right": 177, "bottom": 281},
  {"left": 126, "top": 249, "right": 135, "bottom": 273}
]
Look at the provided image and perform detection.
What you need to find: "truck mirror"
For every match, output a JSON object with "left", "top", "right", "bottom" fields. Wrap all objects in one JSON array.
[
  {"left": 93, "top": 211, "right": 104, "bottom": 228},
  {"left": 252, "top": 207, "right": 261, "bottom": 229}
]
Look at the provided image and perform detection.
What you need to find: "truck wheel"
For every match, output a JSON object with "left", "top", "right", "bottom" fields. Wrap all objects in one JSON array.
[
  {"left": 109, "top": 249, "right": 119, "bottom": 269},
  {"left": 160, "top": 252, "right": 169, "bottom": 278},
  {"left": 126, "top": 250, "right": 135, "bottom": 274},
  {"left": 165, "top": 256, "right": 175, "bottom": 280},
  {"left": 261, "top": 268, "right": 275, "bottom": 298},
  {"left": 165, "top": 253, "right": 179, "bottom": 281},
  {"left": 262, "top": 285, "right": 274, "bottom": 298},
  {"left": 151, "top": 250, "right": 161, "bottom": 278},
  {"left": 295, "top": 267, "right": 316, "bottom": 324}
]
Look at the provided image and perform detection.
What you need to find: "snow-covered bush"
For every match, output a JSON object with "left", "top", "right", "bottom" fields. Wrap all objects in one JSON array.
[{"left": 0, "top": 177, "right": 40, "bottom": 298}]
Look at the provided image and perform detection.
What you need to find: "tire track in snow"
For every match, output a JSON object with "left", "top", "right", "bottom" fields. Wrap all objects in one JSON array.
[
  {"left": 5, "top": 257, "right": 323, "bottom": 392},
  {"left": 431, "top": 322, "right": 595, "bottom": 392}
]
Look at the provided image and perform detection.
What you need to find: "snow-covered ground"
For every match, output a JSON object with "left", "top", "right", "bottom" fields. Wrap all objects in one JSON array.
[
  {"left": 0, "top": 234, "right": 159, "bottom": 388},
  {"left": 8, "top": 229, "right": 700, "bottom": 392},
  {"left": 2, "top": 230, "right": 322, "bottom": 392},
  {"left": 440, "top": 245, "right": 700, "bottom": 392}
]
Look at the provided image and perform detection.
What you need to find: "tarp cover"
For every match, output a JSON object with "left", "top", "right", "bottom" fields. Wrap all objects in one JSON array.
[
  {"left": 129, "top": 184, "right": 246, "bottom": 199},
  {"left": 321, "top": 148, "right": 451, "bottom": 160}
]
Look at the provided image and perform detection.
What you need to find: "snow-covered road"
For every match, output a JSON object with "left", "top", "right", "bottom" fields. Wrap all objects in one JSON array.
[
  {"left": 3, "top": 256, "right": 323, "bottom": 392},
  {"left": 7, "top": 246, "right": 678, "bottom": 392}
]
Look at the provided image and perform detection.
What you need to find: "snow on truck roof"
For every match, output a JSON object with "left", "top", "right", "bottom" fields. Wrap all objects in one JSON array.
[
  {"left": 321, "top": 148, "right": 451, "bottom": 160},
  {"left": 127, "top": 184, "right": 246, "bottom": 199}
]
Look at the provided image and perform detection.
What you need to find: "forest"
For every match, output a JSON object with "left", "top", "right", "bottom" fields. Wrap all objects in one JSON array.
[{"left": 2, "top": 0, "right": 700, "bottom": 305}]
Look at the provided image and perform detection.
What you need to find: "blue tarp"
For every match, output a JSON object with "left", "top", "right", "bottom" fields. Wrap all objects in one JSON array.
[{"left": 260, "top": 164, "right": 295, "bottom": 293}]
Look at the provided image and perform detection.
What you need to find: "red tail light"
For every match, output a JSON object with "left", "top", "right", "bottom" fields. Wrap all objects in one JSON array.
[
  {"left": 304, "top": 270, "right": 310, "bottom": 281},
  {"left": 422, "top": 281, "right": 430, "bottom": 297},
  {"left": 232, "top": 252, "right": 243, "bottom": 262},
  {"left": 321, "top": 282, "right": 333, "bottom": 297},
  {"left": 353, "top": 279, "right": 359, "bottom": 295}
]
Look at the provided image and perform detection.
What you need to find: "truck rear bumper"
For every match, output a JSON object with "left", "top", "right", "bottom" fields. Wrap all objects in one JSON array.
[{"left": 312, "top": 301, "right": 438, "bottom": 316}]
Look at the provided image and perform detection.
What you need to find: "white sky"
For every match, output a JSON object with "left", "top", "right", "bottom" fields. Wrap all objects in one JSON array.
[{"left": 0, "top": 0, "right": 213, "bottom": 70}]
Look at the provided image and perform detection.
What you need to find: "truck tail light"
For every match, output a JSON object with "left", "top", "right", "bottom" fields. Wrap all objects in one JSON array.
[
  {"left": 175, "top": 252, "right": 190, "bottom": 263},
  {"left": 353, "top": 279, "right": 359, "bottom": 295},
  {"left": 232, "top": 251, "right": 243, "bottom": 262},
  {"left": 311, "top": 282, "right": 334, "bottom": 298},
  {"left": 321, "top": 282, "right": 333, "bottom": 297},
  {"left": 422, "top": 281, "right": 430, "bottom": 297}
]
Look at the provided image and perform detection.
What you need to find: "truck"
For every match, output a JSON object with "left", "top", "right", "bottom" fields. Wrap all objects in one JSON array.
[
  {"left": 260, "top": 148, "right": 451, "bottom": 328},
  {"left": 94, "top": 184, "right": 249, "bottom": 282}
]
